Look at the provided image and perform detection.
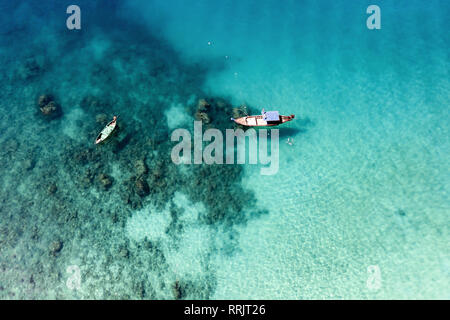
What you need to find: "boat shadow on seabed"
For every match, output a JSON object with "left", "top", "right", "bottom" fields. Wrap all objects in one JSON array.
[
  {"left": 94, "top": 120, "right": 133, "bottom": 154},
  {"left": 270, "top": 116, "right": 313, "bottom": 139}
]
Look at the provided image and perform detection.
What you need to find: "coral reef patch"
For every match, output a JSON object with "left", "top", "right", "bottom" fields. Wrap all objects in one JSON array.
[{"left": 0, "top": 1, "right": 264, "bottom": 299}]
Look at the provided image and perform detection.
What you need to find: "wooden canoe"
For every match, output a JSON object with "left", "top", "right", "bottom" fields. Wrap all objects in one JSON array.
[{"left": 95, "top": 116, "right": 117, "bottom": 144}]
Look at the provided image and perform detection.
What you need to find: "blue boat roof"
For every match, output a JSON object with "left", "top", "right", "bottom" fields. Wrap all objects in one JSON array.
[{"left": 263, "top": 111, "right": 280, "bottom": 121}]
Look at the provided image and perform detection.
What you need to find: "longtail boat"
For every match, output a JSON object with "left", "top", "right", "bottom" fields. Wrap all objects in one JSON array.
[{"left": 231, "top": 109, "right": 294, "bottom": 127}]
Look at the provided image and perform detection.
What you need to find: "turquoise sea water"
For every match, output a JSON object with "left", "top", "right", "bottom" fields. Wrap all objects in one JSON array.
[{"left": 0, "top": 0, "right": 448, "bottom": 299}]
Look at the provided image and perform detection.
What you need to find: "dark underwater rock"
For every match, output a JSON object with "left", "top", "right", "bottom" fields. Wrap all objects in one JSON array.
[
  {"left": 120, "top": 174, "right": 151, "bottom": 208},
  {"left": 135, "top": 178, "right": 150, "bottom": 197},
  {"left": 191, "top": 96, "right": 244, "bottom": 131},
  {"left": 98, "top": 173, "right": 113, "bottom": 190},
  {"left": 118, "top": 245, "right": 130, "bottom": 259},
  {"left": 133, "top": 281, "right": 146, "bottom": 299},
  {"left": 63, "top": 210, "right": 78, "bottom": 224},
  {"left": 49, "top": 240, "right": 63, "bottom": 257},
  {"left": 172, "top": 280, "right": 184, "bottom": 300},
  {"left": 30, "top": 226, "right": 40, "bottom": 241},
  {"left": 40, "top": 101, "right": 58, "bottom": 116},
  {"left": 197, "top": 98, "right": 211, "bottom": 112},
  {"left": 38, "top": 94, "right": 52, "bottom": 108},
  {"left": 47, "top": 183, "right": 57, "bottom": 195},
  {"left": 232, "top": 106, "right": 247, "bottom": 119},
  {"left": 38, "top": 94, "right": 61, "bottom": 119},
  {"left": 134, "top": 159, "right": 148, "bottom": 176},
  {"left": 81, "top": 169, "right": 95, "bottom": 188},
  {"left": 170, "top": 278, "right": 214, "bottom": 300},
  {"left": 195, "top": 98, "right": 213, "bottom": 123},
  {"left": 0, "top": 226, "right": 22, "bottom": 249},
  {"left": 195, "top": 111, "right": 211, "bottom": 124},
  {"left": 73, "top": 148, "right": 100, "bottom": 166}
]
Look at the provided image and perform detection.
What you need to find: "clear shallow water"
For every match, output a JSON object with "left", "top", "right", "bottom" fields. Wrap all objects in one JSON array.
[{"left": 0, "top": 0, "right": 448, "bottom": 299}]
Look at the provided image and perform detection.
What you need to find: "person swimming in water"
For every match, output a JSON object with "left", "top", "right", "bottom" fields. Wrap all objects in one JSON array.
[{"left": 287, "top": 137, "right": 294, "bottom": 146}]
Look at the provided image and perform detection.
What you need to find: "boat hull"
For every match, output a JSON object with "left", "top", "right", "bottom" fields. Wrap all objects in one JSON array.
[
  {"left": 232, "top": 114, "right": 294, "bottom": 127},
  {"left": 95, "top": 119, "right": 117, "bottom": 144}
]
